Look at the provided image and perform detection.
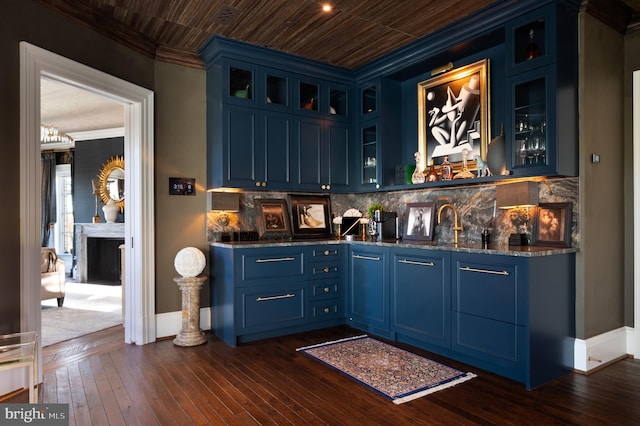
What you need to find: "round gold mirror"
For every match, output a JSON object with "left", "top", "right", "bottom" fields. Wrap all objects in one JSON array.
[{"left": 97, "top": 155, "right": 124, "bottom": 213}]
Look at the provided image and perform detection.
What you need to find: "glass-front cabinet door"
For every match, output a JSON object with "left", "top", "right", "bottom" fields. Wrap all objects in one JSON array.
[
  {"left": 507, "top": 66, "right": 556, "bottom": 176},
  {"left": 360, "top": 123, "right": 379, "bottom": 187}
]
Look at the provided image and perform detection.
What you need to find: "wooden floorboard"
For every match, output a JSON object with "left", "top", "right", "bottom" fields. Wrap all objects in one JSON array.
[{"left": 5, "top": 325, "right": 640, "bottom": 425}]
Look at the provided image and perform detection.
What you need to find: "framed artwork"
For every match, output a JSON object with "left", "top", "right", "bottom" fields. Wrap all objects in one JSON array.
[
  {"left": 403, "top": 202, "right": 436, "bottom": 241},
  {"left": 289, "top": 195, "right": 332, "bottom": 239},
  {"left": 532, "top": 202, "right": 572, "bottom": 247},
  {"left": 255, "top": 198, "right": 292, "bottom": 240},
  {"left": 417, "top": 59, "right": 490, "bottom": 173}
]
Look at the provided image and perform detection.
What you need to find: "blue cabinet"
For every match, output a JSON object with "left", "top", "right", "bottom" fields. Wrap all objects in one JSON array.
[
  {"left": 217, "top": 105, "right": 292, "bottom": 189},
  {"left": 451, "top": 252, "right": 575, "bottom": 390},
  {"left": 294, "top": 117, "right": 350, "bottom": 192},
  {"left": 203, "top": 38, "right": 353, "bottom": 191},
  {"left": 391, "top": 249, "right": 451, "bottom": 350},
  {"left": 348, "top": 245, "right": 391, "bottom": 337},
  {"left": 354, "top": 78, "right": 402, "bottom": 190},
  {"left": 503, "top": 3, "right": 577, "bottom": 177},
  {"left": 211, "top": 244, "right": 345, "bottom": 346}
]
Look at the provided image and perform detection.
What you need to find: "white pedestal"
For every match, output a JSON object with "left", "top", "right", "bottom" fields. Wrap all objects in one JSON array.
[{"left": 173, "top": 276, "right": 207, "bottom": 347}]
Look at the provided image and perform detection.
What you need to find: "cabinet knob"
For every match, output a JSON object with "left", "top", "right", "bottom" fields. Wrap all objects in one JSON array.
[
  {"left": 323, "top": 250, "right": 330, "bottom": 256},
  {"left": 324, "top": 287, "right": 330, "bottom": 293},
  {"left": 321, "top": 184, "right": 327, "bottom": 190},
  {"left": 375, "top": 184, "right": 380, "bottom": 189},
  {"left": 323, "top": 267, "right": 330, "bottom": 273},
  {"left": 323, "top": 307, "right": 330, "bottom": 314},
  {"left": 255, "top": 181, "right": 261, "bottom": 187},
  {"left": 326, "top": 184, "right": 331, "bottom": 190},
  {"left": 261, "top": 182, "right": 267, "bottom": 187}
]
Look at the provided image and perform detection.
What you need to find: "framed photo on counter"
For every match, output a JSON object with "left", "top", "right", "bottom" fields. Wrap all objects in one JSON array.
[
  {"left": 255, "top": 198, "right": 292, "bottom": 240},
  {"left": 289, "top": 195, "right": 332, "bottom": 239},
  {"left": 403, "top": 202, "right": 436, "bottom": 241},
  {"left": 531, "top": 202, "right": 572, "bottom": 247}
]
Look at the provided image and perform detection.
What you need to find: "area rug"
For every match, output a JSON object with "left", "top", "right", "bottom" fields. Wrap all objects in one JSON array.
[
  {"left": 41, "top": 282, "right": 122, "bottom": 347},
  {"left": 297, "top": 335, "right": 476, "bottom": 404}
]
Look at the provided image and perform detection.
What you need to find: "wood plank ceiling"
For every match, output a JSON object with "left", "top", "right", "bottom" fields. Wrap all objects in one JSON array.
[{"left": 34, "top": 0, "right": 640, "bottom": 71}]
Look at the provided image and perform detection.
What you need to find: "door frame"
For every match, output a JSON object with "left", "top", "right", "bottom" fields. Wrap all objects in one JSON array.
[
  {"left": 20, "top": 43, "right": 156, "bottom": 380},
  {"left": 633, "top": 69, "right": 640, "bottom": 358}
]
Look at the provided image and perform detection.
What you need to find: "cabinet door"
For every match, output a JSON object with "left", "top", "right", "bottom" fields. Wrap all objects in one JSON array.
[
  {"left": 356, "top": 121, "right": 381, "bottom": 190},
  {"left": 237, "top": 282, "right": 306, "bottom": 333},
  {"left": 261, "top": 111, "right": 292, "bottom": 189},
  {"left": 506, "top": 66, "right": 557, "bottom": 176},
  {"left": 223, "top": 59, "right": 258, "bottom": 107},
  {"left": 451, "top": 253, "right": 527, "bottom": 380},
  {"left": 223, "top": 105, "right": 260, "bottom": 187},
  {"left": 294, "top": 116, "right": 323, "bottom": 189},
  {"left": 392, "top": 250, "right": 450, "bottom": 348},
  {"left": 348, "top": 246, "right": 389, "bottom": 335},
  {"left": 326, "top": 120, "right": 350, "bottom": 190}
]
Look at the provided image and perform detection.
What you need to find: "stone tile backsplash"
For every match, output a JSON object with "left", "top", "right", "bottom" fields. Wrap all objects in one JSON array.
[{"left": 208, "top": 177, "right": 579, "bottom": 247}]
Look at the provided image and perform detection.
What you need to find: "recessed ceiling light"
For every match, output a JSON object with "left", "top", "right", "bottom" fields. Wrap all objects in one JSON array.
[{"left": 322, "top": 4, "right": 333, "bottom": 13}]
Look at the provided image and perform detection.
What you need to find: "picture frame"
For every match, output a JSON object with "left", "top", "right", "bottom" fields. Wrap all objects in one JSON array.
[
  {"left": 255, "top": 198, "right": 292, "bottom": 240},
  {"left": 403, "top": 202, "right": 436, "bottom": 241},
  {"left": 417, "top": 59, "right": 490, "bottom": 173},
  {"left": 289, "top": 195, "right": 332, "bottom": 239},
  {"left": 532, "top": 202, "right": 572, "bottom": 247}
]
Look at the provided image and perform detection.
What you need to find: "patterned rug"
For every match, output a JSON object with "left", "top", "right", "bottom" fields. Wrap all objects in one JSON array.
[{"left": 297, "top": 335, "right": 476, "bottom": 404}]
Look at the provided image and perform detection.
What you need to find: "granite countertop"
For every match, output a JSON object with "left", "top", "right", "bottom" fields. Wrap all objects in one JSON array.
[{"left": 210, "top": 238, "right": 578, "bottom": 257}]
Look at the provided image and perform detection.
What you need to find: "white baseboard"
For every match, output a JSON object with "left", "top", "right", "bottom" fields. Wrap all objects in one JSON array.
[
  {"left": 155, "top": 307, "right": 211, "bottom": 340},
  {"left": 574, "top": 326, "right": 632, "bottom": 372}
]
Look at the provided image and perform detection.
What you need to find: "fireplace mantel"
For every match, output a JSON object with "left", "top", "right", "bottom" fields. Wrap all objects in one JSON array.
[{"left": 75, "top": 223, "right": 124, "bottom": 283}]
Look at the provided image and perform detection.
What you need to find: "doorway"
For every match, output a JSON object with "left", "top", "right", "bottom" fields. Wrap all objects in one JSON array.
[{"left": 20, "top": 43, "right": 156, "bottom": 382}]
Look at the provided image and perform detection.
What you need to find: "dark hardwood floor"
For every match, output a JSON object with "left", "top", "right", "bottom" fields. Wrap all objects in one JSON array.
[{"left": 6, "top": 325, "right": 640, "bottom": 425}]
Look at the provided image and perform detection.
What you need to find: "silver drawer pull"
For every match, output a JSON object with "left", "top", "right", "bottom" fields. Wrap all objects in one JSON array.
[
  {"left": 352, "top": 254, "right": 381, "bottom": 261},
  {"left": 256, "top": 257, "right": 295, "bottom": 263},
  {"left": 399, "top": 259, "right": 434, "bottom": 267},
  {"left": 256, "top": 293, "right": 296, "bottom": 302},
  {"left": 460, "top": 266, "right": 509, "bottom": 276}
]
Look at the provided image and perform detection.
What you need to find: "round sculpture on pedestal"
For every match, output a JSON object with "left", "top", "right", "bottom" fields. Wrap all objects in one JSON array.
[
  {"left": 174, "top": 247, "right": 206, "bottom": 278},
  {"left": 173, "top": 247, "right": 207, "bottom": 347}
]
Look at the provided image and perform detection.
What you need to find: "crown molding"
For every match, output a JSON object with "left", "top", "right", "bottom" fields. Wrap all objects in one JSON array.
[{"left": 68, "top": 127, "right": 125, "bottom": 141}]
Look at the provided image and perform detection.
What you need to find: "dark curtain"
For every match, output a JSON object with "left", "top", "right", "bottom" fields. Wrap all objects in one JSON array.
[{"left": 41, "top": 152, "right": 57, "bottom": 247}]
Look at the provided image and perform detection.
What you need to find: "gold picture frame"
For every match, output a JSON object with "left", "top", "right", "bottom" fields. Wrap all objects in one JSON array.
[{"left": 417, "top": 59, "right": 490, "bottom": 173}]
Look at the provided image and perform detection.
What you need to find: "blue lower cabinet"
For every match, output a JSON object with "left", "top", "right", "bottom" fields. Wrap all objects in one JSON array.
[
  {"left": 451, "top": 252, "right": 575, "bottom": 390},
  {"left": 391, "top": 249, "right": 451, "bottom": 350},
  {"left": 348, "top": 245, "right": 391, "bottom": 337},
  {"left": 237, "top": 283, "right": 306, "bottom": 331},
  {"left": 211, "top": 244, "right": 345, "bottom": 346}
]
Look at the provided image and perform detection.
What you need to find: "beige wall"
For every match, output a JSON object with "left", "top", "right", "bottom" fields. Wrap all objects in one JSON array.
[
  {"left": 578, "top": 13, "right": 626, "bottom": 338},
  {"left": 154, "top": 62, "right": 208, "bottom": 313}
]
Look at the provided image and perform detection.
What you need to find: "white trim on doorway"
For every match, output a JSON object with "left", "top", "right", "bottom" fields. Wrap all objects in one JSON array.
[
  {"left": 633, "top": 69, "right": 640, "bottom": 358},
  {"left": 20, "top": 42, "right": 156, "bottom": 382}
]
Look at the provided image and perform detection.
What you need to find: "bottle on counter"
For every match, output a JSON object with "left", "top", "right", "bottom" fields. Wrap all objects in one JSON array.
[
  {"left": 426, "top": 160, "right": 439, "bottom": 182},
  {"left": 440, "top": 156, "right": 453, "bottom": 180}
]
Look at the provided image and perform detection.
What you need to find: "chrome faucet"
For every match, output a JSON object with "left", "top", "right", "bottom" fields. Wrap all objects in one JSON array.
[{"left": 437, "top": 203, "right": 463, "bottom": 245}]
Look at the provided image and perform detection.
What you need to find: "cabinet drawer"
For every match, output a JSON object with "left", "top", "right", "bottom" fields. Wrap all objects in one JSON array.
[
  {"left": 238, "top": 285, "right": 305, "bottom": 330},
  {"left": 309, "top": 299, "right": 342, "bottom": 320},
  {"left": 454, "top": 261, "right": 523, "bottom": 325},
  {"left": 239, "top": 251, "right": 305, "bottom": 282},
  {"left": 310, "top": 262, "right": 339, "bottom": 278},
  {"left": 311, "top": 247, "right": 341, "bottom": 259},
  {"left": 453, "top": 312, "right": 526, "bottom": 379},
  {"left": 309, "top": 280, "right": 340, "bottom": 300}
]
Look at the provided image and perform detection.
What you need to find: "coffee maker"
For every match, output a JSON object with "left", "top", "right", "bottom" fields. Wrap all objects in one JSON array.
[{"left": 374, "top": 211, "right": 399, "bottom": 241}]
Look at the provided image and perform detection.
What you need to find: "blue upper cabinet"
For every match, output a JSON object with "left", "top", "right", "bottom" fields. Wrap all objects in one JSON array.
[
  {"left": 201, "top": 37, "right": 353, "bottom": 191},
  {"left": 504, "top": 2, "right": 577, "bottom": 177},
  {"left": 202, "top": 1, "right": 580, "bottom": 191}
]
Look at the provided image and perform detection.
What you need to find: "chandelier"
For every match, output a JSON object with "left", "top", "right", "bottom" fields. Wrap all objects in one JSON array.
[{"left": 40, "top": 124, "right": 73, "bottom": 144}]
